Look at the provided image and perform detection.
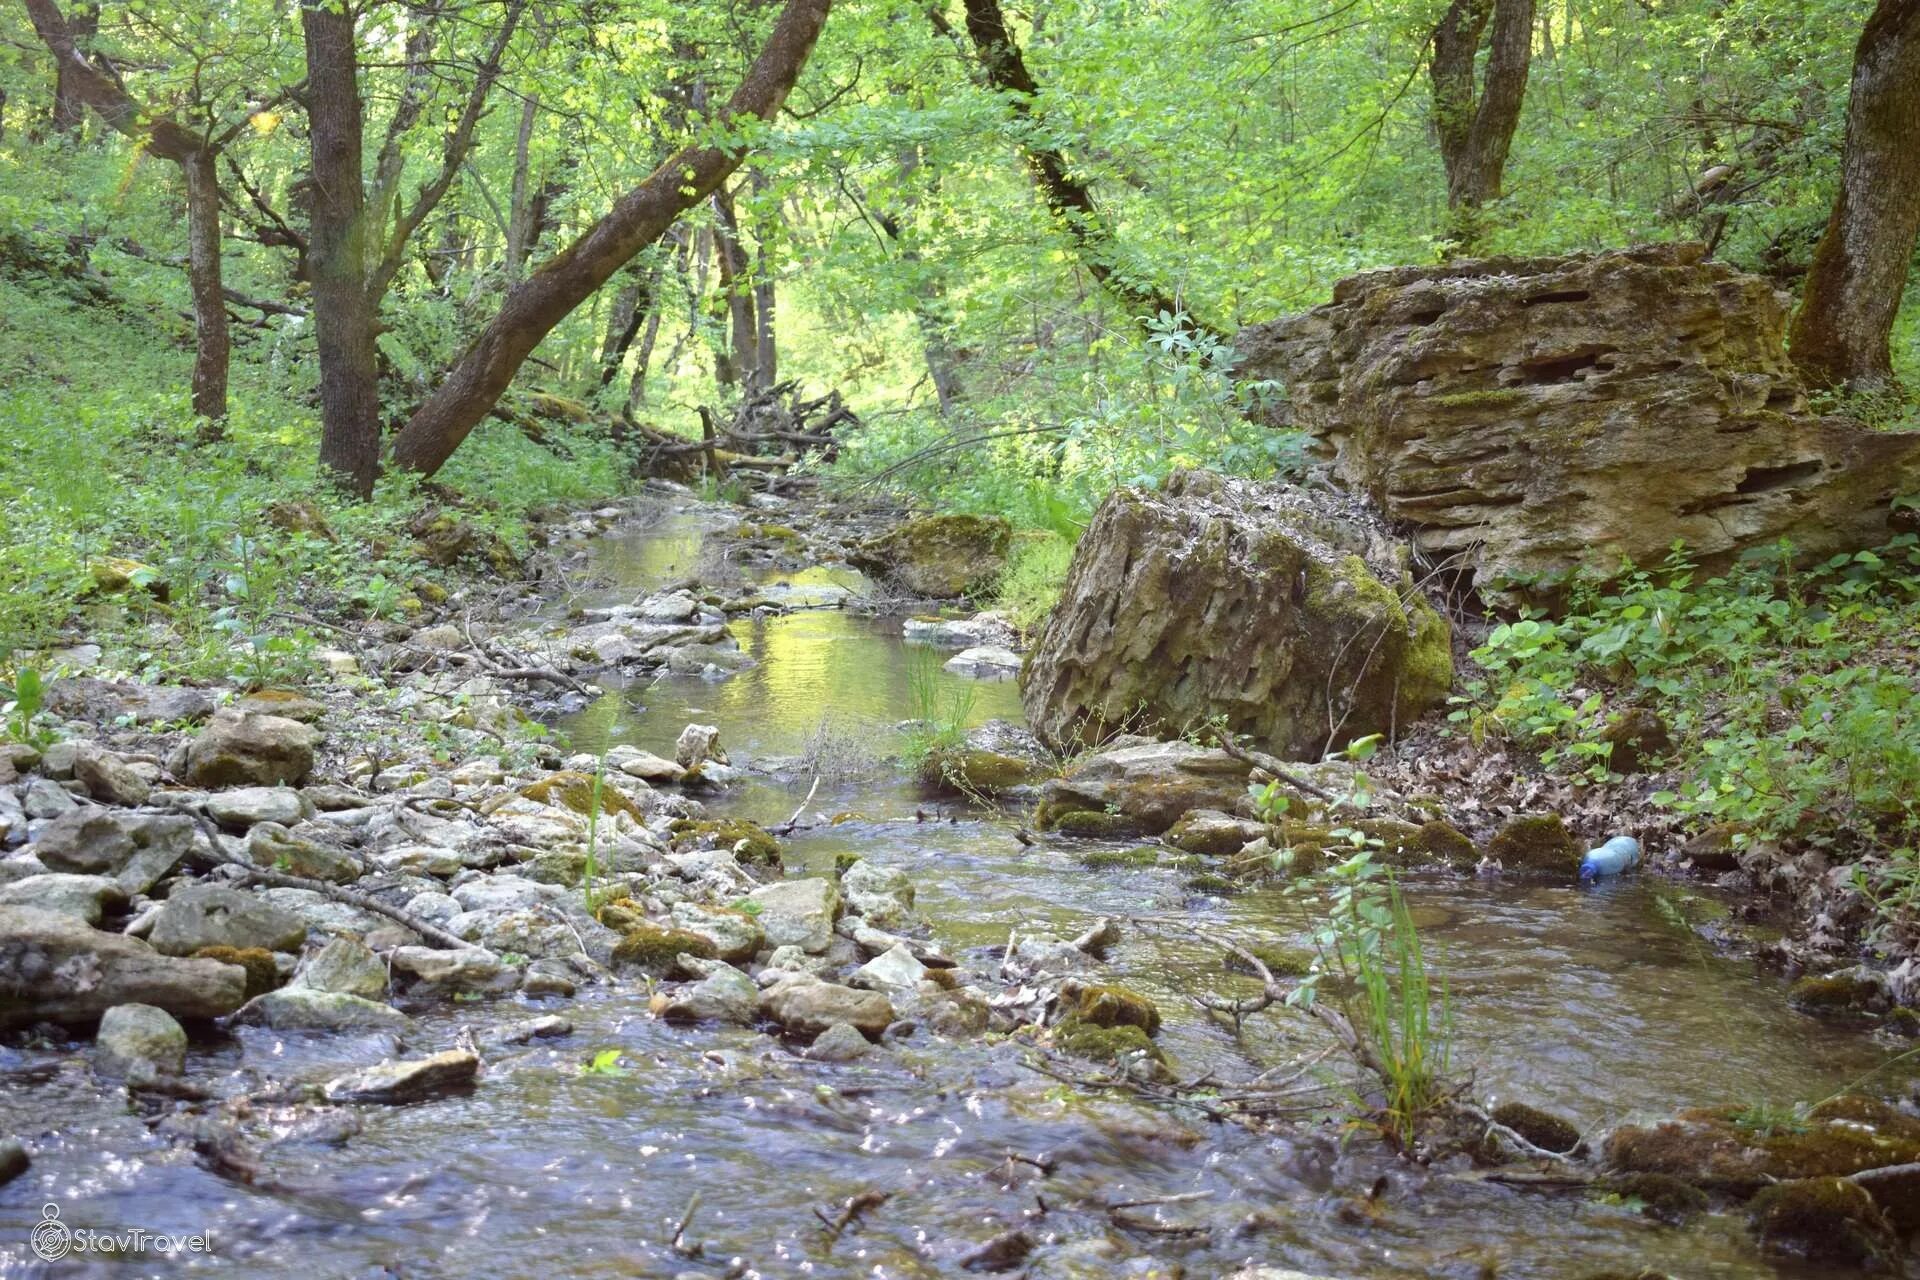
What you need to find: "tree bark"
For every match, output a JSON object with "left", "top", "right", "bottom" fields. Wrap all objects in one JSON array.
[
  {"left": 48, "top": 1, "right": 96, "bottom": 136},
  {"left": 1429, "top": 0, "right": 1534, "bottom": 210},
  {"left": 389, "top": 0, "right": 833, "bottom": 479},
  {"left": 300, "top": 0, "right": 383, "bottom": 497},
  {"left": 711, "top": 182, "right": 759, "bottom": 389},
  {"left": 946, "top": 0, "right": 1196, "bottom": 332},
  {"left": 1788, "top": 0, "right": 1920, "bottom": 394},
  {"left": 182, "top": 148, "right": 231, "bottom": 419},
  {"left": 24, "top": 0, "right": 229, "bottom": 418},
  {"left": 505, "top": 95, "right": 539, "bottom": 280}
]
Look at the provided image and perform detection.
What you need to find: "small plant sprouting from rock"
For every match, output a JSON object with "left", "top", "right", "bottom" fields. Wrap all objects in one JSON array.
[
  {"left": 580, "top": 753, "right": 610, "bottom": 916},
  {"left": 0, "top": 660, "right": 55, "bottom": 749},
  {"left": 901, "top": 645, "right": 975, "bottom": 774}
]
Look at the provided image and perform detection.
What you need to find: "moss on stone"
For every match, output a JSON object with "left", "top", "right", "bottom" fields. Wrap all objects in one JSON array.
[
  {"left": 1053, "top": 1016, "right": 1168, "bottom": 1068},
  {"left": 192, "top": 945, "right": 279, "bottom": 998},
  {"left": 1788, "top": 972, "right": 1890, "bottom": 1017},
  {"left": 1429, "top": 387, "right": 1531, "bottom": 410},
  {"left": 1486, "top": 813, "right": 1579, "bottom": 873},
  {"left": 923, "top": 748, "right": 1038, "bottom": 794},
  {"left": 611, "top": 924, "right": 717, "bottom": 973},
  {"left": 1044, "top": 808, "right": 1143, "bottom": 839},
  {"left": 1184, "top": 872, "right": 1239, "bottom": 894},
  {"left": 1748, "top": 1177, "right": 1897, "bottom": 1268},
  {"left": 594, "top": 897, "right": 648, "bottom": 934},
  {"left": 1077, "top": 846, "right": 1163, "bottom": 870},
  {"left": 1071, "top": 984, "right": 1162, "bottom": 1034},
  {"left": 1492, "top": 1100, "right": 1582, "bottom": 1153},
  {"left": 520, "top": 770, "right": 643, "bottom": 822},
  {"left": 1395, "top": 819, "right": 1478, "bottom": 870},
  {"left": 669, "top": 817, "right": 783, "bottom": 869},
  {"left": 1605, "top": 1104, "right": 1920, "bottom": 1186},
  {"left": 1228, "top": 943, "right": 1314, "bottom": 978},
  {"left": 1605, "top": 1173, "right": 1709, "bottom": 1224}
]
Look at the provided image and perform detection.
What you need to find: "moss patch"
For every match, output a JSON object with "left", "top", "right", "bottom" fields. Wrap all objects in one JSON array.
[
  {"left": 1076, "top": 846, "right": 1163, "bottom": 870},
  {"left": 1053, "top": 1017, "right": 1168, "bottom": 1069},
  {"left": 1043, "top": 808, "right": 1144, "bottom": 839},
  {"left": 923, "top": 748, "right": 1039, "bottom": 795},
  {"left": 611, "top": 924, "right": 717, "bottom": 974},
  {"left": 1788, "top": 971, "right": 1890, "bottom": 1017},
  {"left": 1492, "top": 1100, "right": 1582, "bottom": 1153},
  {"left": 1605, "top": 1173, "right": 1709, "bottom": 1224},
  {"left": 1071, "top": 984, "right": 1162, "bottom": 1035},
  {"left": 1486, "top": 813, "right": 1578, "bottom": 873},
  {"left": 192, "top": 945, "right": 279, "bottom": 998},
  {"left": 669, "top": 818, "right": 783, "bottom": 870},
  {"left": 520, "top": 771, "right": 643, "bottom": 822},
  {"left": 1748, "top": 1177, "right": 1898, "bottom": 1268}
]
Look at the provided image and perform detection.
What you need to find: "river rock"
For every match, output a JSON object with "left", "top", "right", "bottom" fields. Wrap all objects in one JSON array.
[
  {"left": 1235, "top": 242, "right": 1920, "bottom": 602},
  {"left": 759, "top": 972, "right": 893, "bottom": 1039},
  {"left": 838, "top": 859, "right": 917, "bottom": 930},
  {"left": 849, "top": 514, "right": 1011, "bottom": 598},
  {"left": 324, "top": 1050, "right": 479, "bottom": 1104},
  {"left": 903, "top": 613, "right": 1018, "bottom": 649},
  {"left": 1021, "top": 471, "right": 1450, "bottom": 759},
  {"left": 945, "top": 646, "right": 1021, "bottom": 679},
  {"left": 43, "top": 678, "right": 215, "bottom": 727},
  {"left": 232, "top": 987, "right": 409, "bottom": 1032},
  {"left": 659, "top": 963, "right": 758, "bottom": 1025},
  {"left": 181, "top": 710, "right": 320, "bottom": 788},
  {"left": 0, "top": 906, "right": 247, "bottom": 1026},
  {"left": 207, "top": 786, "right": 309, "bottom": 829},
  {"left": 747, "top": 878, "right": 840, "bottom": 953},
  {"left": 851, "top": 943, "right": 927, "bottom": 991},
  {"left": 149, "top": 885, "right": 309, "bottom": 956},
  {"left": 668, "top": 903, "right": 765, "bottom": 962},
  {"left": 21, "top": 778, "right": 77, "bottom": 819},
  {"left": 0, "top": 874, "right": 125, "bottom": 923},
  {"left": 292, "top": 937, "right": 388, "bottom": 1000},
  {"left": 95, "top": 1003, "right": 186, "bottom": 1080},
  {"left": 388, "top": 945, "right": 518, "bottom": 994},
  {"left": 246, "top": 822, "right": 362, "bottom": 883},
  {"left": 1164, "top": 809, "right": 1271, "bottom": 856},
  {"left": 609, "top": 747, "right": 685, "bottom": 783},
  {"left": 0, "top": 1139, "right": 27, "bottom": 1186},
  {"left": 1038, "top": 739, "right": 1253, "bottom": 835},
  {"left": 674, "top": 723, "right": 728, "bottom": 769},
  {"left": 72, "top": 747, "right": 150, "bottom": 807},
  {"left": 32, "top": 807, "right": 134, "bottom": 875},
  {"left": 807, "top": 1022, "right": 872, "bottom": 1062}
]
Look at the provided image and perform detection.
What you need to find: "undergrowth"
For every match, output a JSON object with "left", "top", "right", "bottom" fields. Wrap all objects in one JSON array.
[{"left": 1451, "top": 532, "right": 1920, "bottom": 939}]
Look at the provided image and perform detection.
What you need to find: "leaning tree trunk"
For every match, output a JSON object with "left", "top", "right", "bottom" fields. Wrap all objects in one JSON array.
[
  {"left": 1429, "top": 0, "right": 1534, "bottom": 211},
  {"left": 48, "top": 1, "right": 95, "bottom": 136},
  {"left": 711, "top": 184, "right": 760, "bottom": 390},
  {"left": 388, "top": 0, "right": 832, "bottom": 479},
  {"left": 300, "top": 0, "right": 383, "bottom": 497},
  {"left": 1788, "top": 0, "right": 1920, "bottom": 394}
]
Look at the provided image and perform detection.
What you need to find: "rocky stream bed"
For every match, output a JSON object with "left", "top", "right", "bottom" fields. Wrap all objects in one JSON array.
[{"left": 1, "top": 490, "right": 1917, "bottom": 1278}]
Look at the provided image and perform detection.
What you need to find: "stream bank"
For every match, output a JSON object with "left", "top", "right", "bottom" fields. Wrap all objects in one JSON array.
[{"left": 0, "top": 488, "right": 1915, "bottom": 1277}]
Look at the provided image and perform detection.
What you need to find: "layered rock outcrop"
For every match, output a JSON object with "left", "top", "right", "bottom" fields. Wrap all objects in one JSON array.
[
  {"left": 1019, "top": 471, "right": 1451, "bottom": 759},
  {"left": 1236, "top": 242, "right": 1920, "bottom": 598}
]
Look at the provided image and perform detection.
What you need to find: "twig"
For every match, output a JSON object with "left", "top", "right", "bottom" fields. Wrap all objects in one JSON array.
[
  {"left": 815, "top": 1189, "right": 890, "bottom": 1245},
  {"left": 1213, "top": 735, "right": 1336, "bottom": 802},
  {"left": 670, "top": 1192, "right": 703, "bottom": 1257},
  {"left": 768, "top": 775, "right": 821, "bottom": 835}
]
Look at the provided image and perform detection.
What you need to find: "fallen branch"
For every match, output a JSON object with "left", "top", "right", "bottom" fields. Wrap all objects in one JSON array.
[{"left": 1213, "top": 734, "right": 1336, "bottom": 803}]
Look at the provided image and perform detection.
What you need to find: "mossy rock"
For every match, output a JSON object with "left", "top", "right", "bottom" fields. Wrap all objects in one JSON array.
[
  {"left": 520, "top": 771, "right": 644, "bottom": 823},
  {"left": 1184, "top": 872, "right": 1239, "bottom": 894},
  {"left": 1227, "top": 943, "right": 1314, "bottom": 979},
  {"left": 1679, "top": 823, "right": 1747, "bottom": 872},
  {"left": 192, "top": 945, "right": 280, "bottom": 998},
  {"left": 669, "top": 817, "right": 783, "bottom": 870},
  {"left": 1070, "top": 984, "right": 1161, "bottom": 1035},
  {"left": 610, "top": 924, "right": 717, "bottom": 974},
  {"left": 1601, "top": 706, "right": 1672, "bottom": 774},
  {"left": 1163, "top": 809, "right": 1270, "bottom": 857},
  {"left": 1788, "top": 969, "right": 1891, "bottom": 1018},
  {"left": 1492, "top": 1100, "right": 1582, "bottom": 1154},
  {"left": 1605, "top": 1101, "right": 1920, "bottom": 1186},
  {"left": 1053, "top": 1017, "right": 1168, "bottom": 1072},
  {"left": 1604, "top": 1173, "right": 1709, "bottom": 1224},
  {"left": 409, "top": 507, "right": 522, "bottom": 575},
  {"left": 849, "top": 513, "right": 1011, "bottom": 598},
  {"left": 1076, "top": 846, "right": 1162, "bottom": 870},
  {"left": 738, "top": 523, "right": 802, "bottom": 543},
  {"left": 262, "top": 499, "right": 335, "bottom": 540},
  {"left": 1748, "top": 1177, "right": 1898, "bottom": 1269},
  {"left": 1042, "top": 808, "right": 1144, "bottom": 839},
  {"left": 88, "top": 555, "right": 170, "bottom": 602},
  {"left": 1486, "top": 813, "right": 1579, "bottom": 874},
  {"left": 1393, "top": 820, "right": 1478, "bottom": 870},
  {"left": 595, "top": 898, "right": 648, "bottom": 934},
  {"left": 233, "top": 688, "right": 326, "bottom": 723},
  {"left": 923, "top": 748, "right": 1039, "bottom": 795}
]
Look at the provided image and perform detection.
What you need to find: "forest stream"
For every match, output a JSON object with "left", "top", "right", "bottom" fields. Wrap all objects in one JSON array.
[{"left": 2, "top": 504, "right": 1909, "bottom": 1280}]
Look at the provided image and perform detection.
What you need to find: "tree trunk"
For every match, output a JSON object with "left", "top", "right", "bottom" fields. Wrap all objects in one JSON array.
[
  {"left": 49, "top": 1, "right": 96, "bottom": 136},
  {"left": 711, "top": 183, "right": 759, "bottom": 389},
  {"left": 505, "top": 95, "right": 539, "bottom": 280},
  {"left": 1429, "top": 0, "right": 1534, "bottom": 211},
  {"left": 947, "top": 0, "right": 1198, "bottom": 333},
  {"left": 389, "top": 0, "right": 832, "bottom": 479},
  {"left": 300, "top": 0, "right": 383, "bottom": 497},
  {"left": 1788, "top": 0, "right": 1920, "bottom": 394},
  {"left": 23, "top": 0, "right": 228, "bottom": 418},
  {"left": 182, "top": 148, "right": 230, "bottom": 419}
]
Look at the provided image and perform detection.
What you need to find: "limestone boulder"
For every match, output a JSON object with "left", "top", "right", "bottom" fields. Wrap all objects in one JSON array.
[
  {"left": 848, "top": 514, "right": 1011, "bottom": 598},
  {"left": 0, "top": 906, "right": 247, "bottom": 1026},
  {"left": 1235, "top": 243, "right": 1920, "bottom": 602},
  {"left": 1019, "top": 471, "right": 1450, "bottom": 760},
  {"left": 1037, "top": 740, "right": 1256, "bottom": 836},
  {"left": 181, "top": 710, "right": 320, "bottom": 788}
]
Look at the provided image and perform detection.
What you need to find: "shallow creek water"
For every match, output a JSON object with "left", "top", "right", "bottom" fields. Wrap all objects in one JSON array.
[{"left": 0, "top": 510, "right": 1910, "bottom": 1278}]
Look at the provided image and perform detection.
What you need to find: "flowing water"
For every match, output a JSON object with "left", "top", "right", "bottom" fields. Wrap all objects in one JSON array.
[{"left": 1, "top": 508, "right": 1910, "bottom": 1278}]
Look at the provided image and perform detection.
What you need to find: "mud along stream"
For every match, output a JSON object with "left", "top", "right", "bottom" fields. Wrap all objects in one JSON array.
[{"left": 1, "top": 504, "right": 1910, "bottom": 1279}]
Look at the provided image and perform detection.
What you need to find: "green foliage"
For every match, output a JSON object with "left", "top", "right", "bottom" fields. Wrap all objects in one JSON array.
[
  {"left": 900, "top": 645, "right": 976, "bottom": 771},
  {"left": 1452, "top": 537, "right": 1920, "bottom": 931},
  {"left": 0, "top": 660, "right": 54, "bottom": 749},
  {"left": 992, "top": 532, "right": 1076, "bottom": 634},
  {"left": 581, "top": 753, "right": 609, "bottom": 915}
]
